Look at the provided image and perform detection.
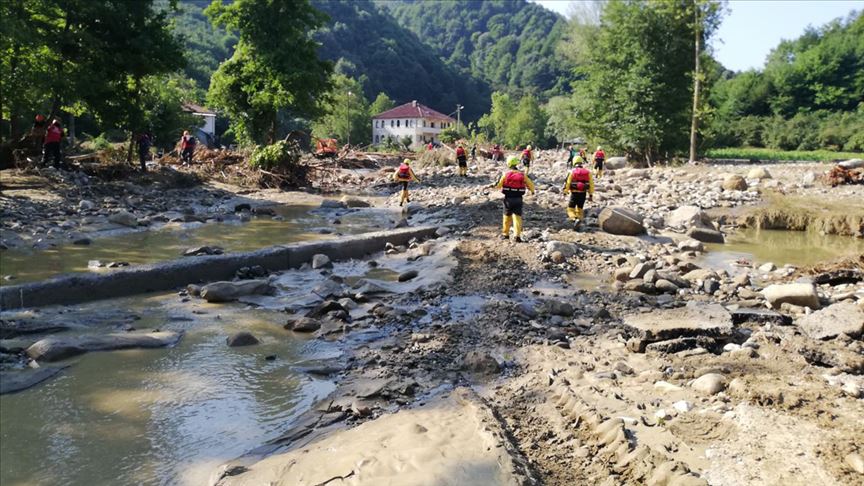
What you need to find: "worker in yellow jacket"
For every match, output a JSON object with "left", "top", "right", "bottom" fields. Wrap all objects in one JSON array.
[{"left": 495, "top": 156, "right": 535, "bottom": 241}]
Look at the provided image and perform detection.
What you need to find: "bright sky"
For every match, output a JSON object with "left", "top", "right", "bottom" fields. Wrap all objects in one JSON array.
[{"left": 530, "top": 0, "right": 863, "bottom": 72}]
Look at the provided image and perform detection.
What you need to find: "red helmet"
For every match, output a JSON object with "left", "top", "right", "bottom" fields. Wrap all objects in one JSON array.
[{"left": 35, "top": 114, "right": 45, "bottom": 122}]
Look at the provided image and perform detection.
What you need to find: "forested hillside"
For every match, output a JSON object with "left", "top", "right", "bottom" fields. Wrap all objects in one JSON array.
[{"left": 381, "top": 0, "right": 571, "bottom": 98}]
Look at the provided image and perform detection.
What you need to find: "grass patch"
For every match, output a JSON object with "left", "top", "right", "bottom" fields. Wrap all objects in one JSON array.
[
  {"left": 706, "top": 147, "right": 862, "bottom": 162},
  {"left": 740, "top": 193, "right": 864, "bottom": 236}
]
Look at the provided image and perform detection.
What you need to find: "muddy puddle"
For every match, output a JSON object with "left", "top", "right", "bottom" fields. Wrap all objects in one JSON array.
[
  {"left": 701, "top": 228, "right": 864, "bottom": 271},
  {"left": 0, "top": 205, "right": 391, "bottom": 284},
  {"left": 0, "top": 293, "right": 339, "bottom": 486}
]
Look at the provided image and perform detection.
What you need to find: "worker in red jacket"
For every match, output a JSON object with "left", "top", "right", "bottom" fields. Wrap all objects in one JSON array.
[
  {"left": 593, "top": 146, "right": 606, "bottom": 179},
  {"left": 455, "top": 144, "right": 467, "bottom": 177},
  {"left": 562, "top": 157, "right": 594, "bottom": 229},
  {"left": 42, "top": 119, "right": 64, "bottom": 168}
]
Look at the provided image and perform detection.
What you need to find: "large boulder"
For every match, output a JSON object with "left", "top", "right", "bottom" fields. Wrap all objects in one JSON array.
[
  {"left": 599, "top": 207, "right": 646, "bottom": 235},
  {"left": 108, "top": 210, "right": 139, "bottom": 228},
  {"left": 666, "top": 205, "right": 713, "bottom": 229},
  {"left": 838, "top": 158, "right": 864, "bottom": 170},
  {"left": 762, "top": 283, "right": 820, "bottom": 310},
  {"left": 200, "top": 279, "right": 273, "bottom": 303},
  {"left": 26, "top": 331, "right": 183, "bottom": 362},
  {"left": 796, "top": 301, "right": 863, "bottom": 340},
  {"left": 340, "top": 196, "right": 370, "bottom": 208},
  {"left": 687, "top": 226, "right": 725, "bottom": 244},
  {"left": 545, "top": 241, "right": 580, "bottom": 258},
  {"left": 311, "top": 254, "right": 332, "bottom": 270},
  {"left": 605, "top": 156, "right": 628, "bottom": 170},
  {"left": 722, "top": 175, "right": 748, "bottom": 191},
  {"left": 226, "top": 331, "right": 259, "bottom": 347},
  {"left": 747, "top": 167, "right": 772, "bottom": 180}
]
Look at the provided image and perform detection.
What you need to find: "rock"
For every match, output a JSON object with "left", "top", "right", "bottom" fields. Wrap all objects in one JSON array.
[
  {"left": 397, "top": 270, "right": 418, "bottom": 282},
  {"left": 286, "top": 317, "right": 321, "bottom": 333},
  {"left": 666, "top": 206, "right": 713, "bottom": 229},
  {"left": 655, "top": 279, "right": 680, "bottom": 294},
  {"left": 762, "top": 283, "right": 820, "bottom": 309},
  {"left": 687, "top": 226, "right": 725, "bottom": 244},
  {"left": 629, "top": 262, "right": 655, "bottom": 279},
  {"left": 340, "top": 196, "right": 370, "bottom": 208},
  {"left": 758, "top": 262, "right": 776, "bottom": 272},
  {"left": 550, "top": 251, "right": 565, "bottom": 264},
  {"left": 605, "top": 156, "right": 628, "bottom": 169},
  {"left": 226, "top": 332, "right": 259, "bottom": 347},
  {"left": 623, "top": 303, "right": 733, "bottom": 352},
  {"left": 682, "top": 268, "right": 718, "bottom": 282},
  {"left": 234, "top": 203, "right": 252, "bottom": 212},
  {"left": 183, "top": 245, "right": 224, "bottom": 257},
  {"left": 802, "top": 171, "right": 818, "bottom": 187},
  {"left": 435, "top": 226, "right": 451, "bottom": 237},
  {"left": 200, "top": 280, "right": 273, "bottom": 303},
  {"left": 677, "top": 239, "right": 704, "bottom": 252},
  {"left": 673, "top": 400, "right": 692, "bottom": 413},
  {"left": 642, "top": 269, "right": 657, "bottom": 284},
  {"left": 88, "top": 260, "right": 104, "bottom": 269},
  {"left": 614, "top": 268, "right": 632, "bottom": 282},
  {"left": 623, "top": 280, "right": 656, "bottom": 294},
  {"left": 311, "top": 254, "right": 332, "bottom": 269},
  {"left": 838, "top": 158, "right": 864, "bottom": 170},
  {"left": 644, "top": 337, "right": 717, "bottom": 354},
  {"left": 722, "top": 175, "right": 748, "bottom": 191},
  {"left": 729, "top": 308, "right": 791, "bottom": 325},
  {"left": 844, "top": 452, "right": 864, "bottom": 475},
  {"left": 461, "top": 351, "right": 500, "bottom": 375},
  {"left": 690, "top": 373, "right": 726, "bottom": 395},
  {"left": 78, "top": 200, "right": 96, "bottom": 210},
  {"left": 0, "top": 366, "right": 68, "bottom": 395},
  {"left": 26, "top": 331, "right": 183, "bottom": 362},
  {"left": 703, "top": 279, "right": 720, "bottom": 294},
  {"left": 599, "top": 207, "right": 646, "bottom": 235},
  {"left": 796, "top": 301, "right": 863, "bottom": 340},
  {"left": 545, "top": 241, "right": 580, "bottom": 258},
  {"left": 320, "top": 199, "right": 347, "bottom": 209},
  {"left": 747, "top": 167, "right": 772, "bottom": 179},
  {"left": 72, "top": 237, "right": 92, "bottom": 246},
  {"left": 108, "top": 210, "right": 138, "bottom": 227},
  {"left": 543, "top": 300, "right": 574, "bottom": 316}
]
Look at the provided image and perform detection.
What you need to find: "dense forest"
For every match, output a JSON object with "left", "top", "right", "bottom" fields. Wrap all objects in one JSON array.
[
  {"left": 1, "top": 0, "right": 861, "bottom": 158},
  {"left": 380, "top": 0, "right": 571, "bottom": 98}
]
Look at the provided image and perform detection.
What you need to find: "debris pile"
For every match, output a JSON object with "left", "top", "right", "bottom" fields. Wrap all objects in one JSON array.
[{"left": 824, "top": 165, "right": 864, "bottom": 186}]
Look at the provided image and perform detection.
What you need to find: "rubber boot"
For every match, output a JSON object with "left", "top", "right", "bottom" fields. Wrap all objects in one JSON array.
[
  {"left": 513, "top": 215, "right": 524, "bottom": 241},
  {"left": 400, "top": 189, "right": 409, "bottom": 207},
  {"left": 566, "top": 207, "right": 578, "bottom": 221},
  {"left": 501, "top": 214, "right": 512, "bottom": 239},
  {"left": 576, "top": 207, "right": 584, "bottom": 220}
]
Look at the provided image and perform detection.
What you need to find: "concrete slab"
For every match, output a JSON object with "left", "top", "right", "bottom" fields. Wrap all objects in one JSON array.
[{"left": 623, "top": 303, "right": 734, "bottom": 352}]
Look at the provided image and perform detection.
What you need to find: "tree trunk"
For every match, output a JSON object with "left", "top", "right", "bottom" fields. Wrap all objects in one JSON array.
[
  {"left": 688, "top": 3, "right": 702, "bottom": 164},
  {"left": 68, "top": 114, "right": 76, "bottom": 145}
]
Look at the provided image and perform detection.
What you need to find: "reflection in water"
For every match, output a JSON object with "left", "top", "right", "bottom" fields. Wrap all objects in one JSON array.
[
  {"left": 0, "top": 205, "right": 388, "bottom": 284},
  {"left": 702, "top": 228, "right": 864, "bottom": 270},
  {"left": 0, "top": 296, "right": 336, "bottom": 486}
]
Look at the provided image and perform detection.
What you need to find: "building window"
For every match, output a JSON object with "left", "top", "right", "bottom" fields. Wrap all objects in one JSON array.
[
  {"left": 390, "top": 120, "right": 394, "bottom": 127},
  {"left": 397, "top": 120, "right": 400, "bottom": 127},
  {"left": 431, "top": 122, "right": 435, "bottom": 128},
  {"left": 423, "top": 120, "right": 426, "bottom": 128}
]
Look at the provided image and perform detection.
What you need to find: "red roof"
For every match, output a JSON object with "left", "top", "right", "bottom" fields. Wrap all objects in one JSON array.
[
  {"left": 182, "top": 102, "right": 216, "bottom": 116},
  {"left": 372, "top": 101, "right": 455, "bottom": 122}
]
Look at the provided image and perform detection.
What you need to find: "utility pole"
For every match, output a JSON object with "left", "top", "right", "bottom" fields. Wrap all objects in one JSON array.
[
  {"left": 346, "top": 90, "right": 353, "bottom": 147},
  {"left": 456, "top": 104, "right": 464, "bottom": 128}
]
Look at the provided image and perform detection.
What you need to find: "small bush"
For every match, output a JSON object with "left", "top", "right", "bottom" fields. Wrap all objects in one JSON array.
[{"left": 249, "top": 140, "right": 300, "bottom": 170}]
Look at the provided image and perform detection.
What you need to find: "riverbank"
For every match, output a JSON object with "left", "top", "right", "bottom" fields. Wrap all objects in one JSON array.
[{"left": 2, "top": 152, "right": 863, "bottom": 485}]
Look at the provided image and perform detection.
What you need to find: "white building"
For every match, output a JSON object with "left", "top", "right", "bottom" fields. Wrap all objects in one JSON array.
[
  {"left": 182, "top": 102, "right": 217, "bottom": 146},
  {"left": 371, "top": 101, "right": 456, "bottom": 149}
]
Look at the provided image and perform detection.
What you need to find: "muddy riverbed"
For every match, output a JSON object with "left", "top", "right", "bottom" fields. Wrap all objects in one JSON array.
[{"left": 2, "top": 155, "right": 863, "bottom": 485}]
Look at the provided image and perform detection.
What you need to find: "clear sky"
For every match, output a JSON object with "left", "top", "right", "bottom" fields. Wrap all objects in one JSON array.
[{"left": 530, "top": 0, "right": 863, "bottom": 72}]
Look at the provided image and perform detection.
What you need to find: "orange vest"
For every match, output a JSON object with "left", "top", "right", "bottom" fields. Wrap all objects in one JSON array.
[
  {"left": 570, "top": 167, "right": 590, "bottom": 192},
  {"left": 502, "top": 171, "right": 526, "bottom": 194}
]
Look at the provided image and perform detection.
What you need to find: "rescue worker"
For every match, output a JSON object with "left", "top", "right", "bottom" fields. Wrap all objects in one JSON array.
[
  {"left": 579, "top": 145, "right": 588, "bottom": 161},
  {"left": 455, "top": 144, "right": 468, "bottom": 176},
  {"left": 521, "top": 144, "right": 534, "bottom": 174},
  {"left": 496, "top": 156, "right": 535, "bottom": 242},
  {"left": 28, "top": 114, "right": 48, "bottom": 152},
  {"left": 566, "top": 144, "right": 576, "bottom": 165},
  {"left": 563, "top": 156, "right": 594, "bottom": 228},
  {"left": 393, "top": 158, "right": 420, "bottom": 207},
  {"left": 136, "top": 132, "right": 152, "bottom": 172},
  {"left": 470, "top": 144, "right": 477, "bottom": 162},
  {"left": 593, "top": 145, "right": 606, "bottom": 179},
  {"left": 42, "top": 119, "right": 64, "bottom": 168},
  {"left": 179, "top": 130, "right": 196, "bottom": 165},
  {"left": 492, "top": 143, "right": 503, "bottom": 162}
]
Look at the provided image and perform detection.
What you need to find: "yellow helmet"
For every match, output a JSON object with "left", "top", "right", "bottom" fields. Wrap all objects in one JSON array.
[
  {"left": 507, "top": 156, "right": 520, "bottom": 168},
  {"left": 403, "top": 158, "right": 411, "bottom": 165},
  {"left": 526, "top": 145, "right": 532, "bottom": 151},
  {"left": 597, "top": 146, "right": 602, "bottom": 151}
]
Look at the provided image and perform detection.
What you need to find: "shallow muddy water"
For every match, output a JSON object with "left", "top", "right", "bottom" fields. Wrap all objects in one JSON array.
[
  {"left": 0, "top": 205, "right": 389, "bottom": 284},
  {"left": 0, "top": 295, "right": 338, "bottom": 486},
  {"left": 702, "top": 228, "right": 864, "bottom": 270}
]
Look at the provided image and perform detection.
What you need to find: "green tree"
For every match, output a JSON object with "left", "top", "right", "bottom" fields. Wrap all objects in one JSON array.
[
  {"left": 477, "top": 91, "right": 515, "bottom": 144},
  {"left": 544, "top": 95, "right": 579, "bottom": 144},
  {"left": 567, "top": 0, "right": 716, "bottom": 163},
  {"left": 311, "top": 73, "right": 370, "bottom": 146},
  {"left": 369, "top": 92, "right": 395, "bottom": 117},
  {"left": 1, "top": 0, "right": 185, "bottom": 143},
  {"left": 478, "top": 91, "right": 547, "bottom": 147},
  {"left": 138, "top": 74, "right": 203, "bottom": 149},
  {"left": 205, "top": 0, "right": 332, "bottom": 145}
]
